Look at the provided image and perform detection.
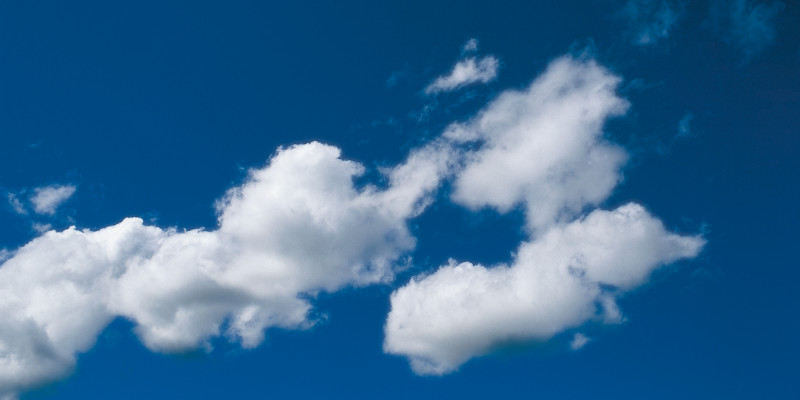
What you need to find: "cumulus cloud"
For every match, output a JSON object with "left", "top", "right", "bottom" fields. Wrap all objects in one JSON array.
[
  {"left": 29, "top": 185, "right": 76, "bottom": 215},
  {"left": 425, "top": 56, "right": 499, "bottom": 94},
  {"left": 711, "top": 0, "right": 785, "bottom": 62},
  {"left": 622, "top": 0, "right": 680, "bottom": 45},
  {"left": 0, "top": 52, "right": 706, "bottom": 396},
  {"left": 0, "top": 142, "right": 455, "bottom": 397},
  {"left": 384, "top": 55, "right": 705, "bottom": 374},
  {"left": 445, "top": 56, "right": 629, "bottom": 233},
  {"left": 385, "top": 204, "right": 704, "bottom": 375}
]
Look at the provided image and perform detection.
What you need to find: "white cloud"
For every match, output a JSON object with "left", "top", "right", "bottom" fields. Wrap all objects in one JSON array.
[
  {"left": 425, "top": 56, "right": 499, "bottom": 94},
  {"left": 30, "top": 185, "right": 76, "bottom": 215},
  {"left": 622, "top": 0, "right": 680, "bottom": 46},
  {"left": 385, "top": 204, "right": 705, "bottom": 374},
  {"left": 0, "top": 52, "right": 706, "bottom": 396},
  {"left": 570, "top": 332, "right": 590, "bottom": 350},
  {"left": 446, "top": 56, "right": 629, "bottom": 233},
  {"left": 384, "top": 55, "right": 705, "bottom": 375},
  {"left": 711, "top": 0, "right": 785, "bottom": 62},
  {"left": 0, "top": 141, "right": 454, "bottom": 397}
]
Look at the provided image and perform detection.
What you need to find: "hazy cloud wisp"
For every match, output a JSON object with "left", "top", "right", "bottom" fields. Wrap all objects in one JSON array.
[
  {"left": 711, "top": 0, "right": 785, "bottom": 61},
  {"left": 425, "top": 56, "right": 499, "bottom": 94}
]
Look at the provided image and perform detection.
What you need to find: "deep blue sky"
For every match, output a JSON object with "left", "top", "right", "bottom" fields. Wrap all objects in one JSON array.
[{"left": 1, "top": 1, "right": 798, "bottom": 398}]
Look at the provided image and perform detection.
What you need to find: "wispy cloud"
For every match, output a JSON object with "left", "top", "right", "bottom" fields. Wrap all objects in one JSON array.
[
  {"left": 570, "top": 333, "right": 590, "bottom": 350},
  {"left": 622, "top": 0, "right": 681, "bottom": 46},
  {"left": 6, "top": 193, "right": 26, "bottom": 215},
  {"left": 711, "top": 0, "right": 785, "bottom": 62},
  {"left": 462, "top": 38, "right": 479, "bottom": 53},
  {"left": 425, "top": 57, "right": 499, "bottom": 94},
  {"left": 425, "top": 40, "right": 499, "bottom": 95}
]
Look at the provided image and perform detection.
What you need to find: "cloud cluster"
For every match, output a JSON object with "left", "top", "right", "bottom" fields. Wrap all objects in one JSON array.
[
  {"left": 0, "top": 142, "right": 454, "bottom": 397},
  {"left": 425, "top": 41, "right": 499, "bottom": 94},
  {"left": 0, "top": 52, "right": 705, "bottom": 397},
  {"left": 384, "top": 56, "right": 705, "bottom": 374}
]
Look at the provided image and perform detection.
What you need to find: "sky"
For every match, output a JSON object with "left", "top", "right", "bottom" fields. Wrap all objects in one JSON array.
[{"left": 0, "top": 0, "right": 798, "bottom": 399}]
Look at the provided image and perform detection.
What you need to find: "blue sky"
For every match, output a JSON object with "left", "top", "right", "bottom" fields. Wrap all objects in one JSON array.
[{"left": 0, "top": 0, "right": 798, "bottom": 398}]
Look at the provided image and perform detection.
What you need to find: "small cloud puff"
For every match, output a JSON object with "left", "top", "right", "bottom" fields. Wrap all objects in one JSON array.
[
  {"left": 6, "top": 193, "right": 26, "bottom": 215},
  {"left": 570, "top": 333, "right": 590, "bottom": 350},
  {"left": 462, "top": 38, "right": 479, "bottom": 53},
  {"left": 425, "top": 40, "right": 499, "bottom": 94},
  {"left": 30, "top": 184, "right": 76, "bottom": 215},
  {"left": 425, "top": 57, "right": 498, "bottom": 94}
]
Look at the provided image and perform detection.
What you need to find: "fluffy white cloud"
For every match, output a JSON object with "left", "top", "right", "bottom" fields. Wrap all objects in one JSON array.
[
  {"left": 425, "top": 56, "right": 499, "bottom": 94},
  {"left": 384, "top": 55, "right": 705, "bottom": 375},
  {"left": 385, "top": 204, "right": 705, "bottom": 374},
  {"left": 446, "top": 56, "right": 629, "bottom": 233},
  {"left": 0, "top": 142, "right": 454, "bottom": 397},
  {"left": 0, "top": 219, "right": 163, "bottom": 397},
  {"left": 30, "top": 184, "right": 76, "bottom": 215}
]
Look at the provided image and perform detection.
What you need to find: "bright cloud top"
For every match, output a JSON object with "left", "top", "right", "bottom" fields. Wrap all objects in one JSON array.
[
  {"left": 384, "top": 55, "right": 705, "bottom": 375},
  {"left": 0, "top": 142, "right": 455, "bottom": 398},
  {"left": 425, "top": 55, "right": 499, "bottom": 94},
  {"left": 29, "top": 184, "right": 76, "bottom": 215}
]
